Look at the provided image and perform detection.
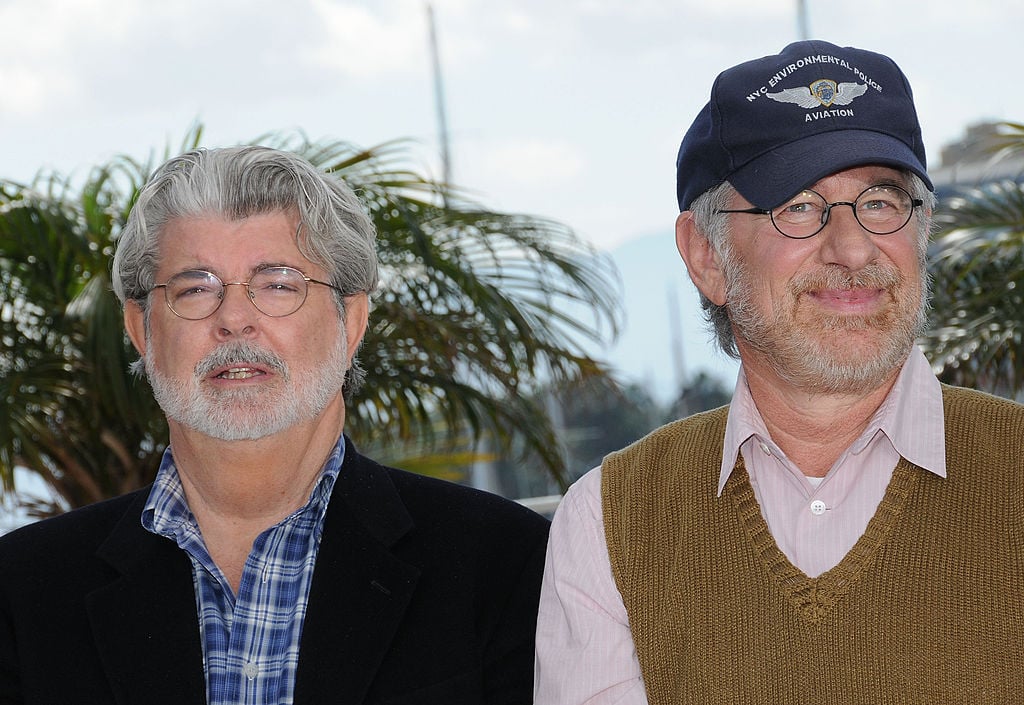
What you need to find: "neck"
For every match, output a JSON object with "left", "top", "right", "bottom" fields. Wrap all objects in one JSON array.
[
  {"left": 739, "top": 358, "right": 899, "bottom": 478},
  {"left": 165, "top": 401, "right": 345, "bottom": 592},
  {"left": 169, "top": 401, "right": 344, "bottom": 520}
]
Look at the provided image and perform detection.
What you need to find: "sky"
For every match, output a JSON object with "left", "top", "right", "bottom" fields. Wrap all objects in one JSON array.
[
  {"left": 2, "top": 0, "right": 1023, "bottom": 519},
  {"left": 2, "top": 0, "right": 1023, "bottom": 396},
  {"left": 3, "top": 0, "right": 1023, "bottom": 249}
]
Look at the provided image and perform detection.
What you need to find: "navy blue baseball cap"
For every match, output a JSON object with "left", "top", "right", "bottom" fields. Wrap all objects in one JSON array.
[{"left": 675, "top": 40, "right": 933, "bottom": 211}]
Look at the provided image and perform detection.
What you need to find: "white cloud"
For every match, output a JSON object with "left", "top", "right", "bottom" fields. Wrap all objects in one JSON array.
[
  {"left": 473, "top": 138, "right": 585, "bottom": 186},
  {"left": 303, "top": 0, "right": 433, "bottom": 77},
  {"left": 1, "top": 0, "right": 1023, "bottom": 246},
  {"left": 0, "top": 66, "right": 72, "bottom": 116},
  {"left": 0, "top": 0, "right": 136, "bottom": 113}
]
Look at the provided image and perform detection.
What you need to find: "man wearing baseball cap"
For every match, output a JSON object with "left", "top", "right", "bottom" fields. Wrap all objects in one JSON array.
[{"left": 534, "top": 40, "right": 1024, "bottom": 703}]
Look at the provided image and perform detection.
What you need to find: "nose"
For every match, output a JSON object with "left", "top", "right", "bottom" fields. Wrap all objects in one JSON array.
[
  {"left": 816, "top": 203, "right": 881, "bottom": 271},
  {"left": 213, "top": 282, "right": 259, "bottom": 339}
]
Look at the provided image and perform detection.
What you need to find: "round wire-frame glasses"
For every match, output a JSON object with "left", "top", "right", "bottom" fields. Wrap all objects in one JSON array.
[
  {"left": 149, "top": 266, "right": 343, "bottom": 320},
  {"left": 716, "top": 183, "right": 923, "bottom": 240}
]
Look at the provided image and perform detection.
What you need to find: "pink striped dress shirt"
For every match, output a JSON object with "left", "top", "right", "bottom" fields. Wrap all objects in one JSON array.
[{"left": 534, "top": 347, "right": 946, "bottom": 704}]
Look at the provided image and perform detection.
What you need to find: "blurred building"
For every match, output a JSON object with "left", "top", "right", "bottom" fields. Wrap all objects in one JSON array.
[{"left": 930, "top": 122, "right": 1024, "bottom": 196}]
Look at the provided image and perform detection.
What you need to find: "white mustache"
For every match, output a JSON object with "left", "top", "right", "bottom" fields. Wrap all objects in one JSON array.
[{"left": 194, "top": 341, "right": 288, "bottom": 378}]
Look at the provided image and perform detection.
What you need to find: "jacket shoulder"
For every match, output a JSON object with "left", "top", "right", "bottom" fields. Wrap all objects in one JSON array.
[
  {"left": 333, "top": 447, "right": 549, "bottom": 551},
  {"left": 0, "top": 489, "right": 148, "bottom": 571},
  {"left": 383, "top": 461, "right": 550, "bottom": 542}
]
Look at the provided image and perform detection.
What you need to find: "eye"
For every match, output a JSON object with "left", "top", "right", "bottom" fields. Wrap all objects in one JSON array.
[
  {"left": 176, "top": 285, "right": 215, "bottom": 297},
  {"left": 860, "top": 198, "right": 893, "bottom": 211},
  {"left": 858, "top": 186, "right": 910, "bottom": 213},
  {"left": 775, "top": 192, "right": 824, "bottom": 219},
  {"left": 168, "top": 272, "right": 221, "bottom": 299},
  {"left": 252, "top": 268, "right": 305, "bottom": 295},
  {"left": 261, "top": 281, "right": 300, "bottom": 292}
]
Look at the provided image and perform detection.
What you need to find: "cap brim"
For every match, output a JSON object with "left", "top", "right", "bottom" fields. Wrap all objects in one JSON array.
[{"left": 728, "top": 130, "right": 933, "bottom": 210}]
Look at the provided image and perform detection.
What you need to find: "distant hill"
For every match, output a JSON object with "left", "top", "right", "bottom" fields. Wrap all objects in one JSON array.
[{"left": 602, "top": 230, "right": 739, "bottom": 403}]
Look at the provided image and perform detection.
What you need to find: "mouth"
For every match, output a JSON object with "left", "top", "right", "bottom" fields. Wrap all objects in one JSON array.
[
  {"left": 214, "top": 366, "right": 267, "bottom": 381},
  {"left": 195, "top": 342, "right": 288, "bottom": 383},
  {"left": 808, "top": 287, "right": 886, "bottom": 308},
  {"left": 792, "top": 264, "right": 901, "bottom": 316}
]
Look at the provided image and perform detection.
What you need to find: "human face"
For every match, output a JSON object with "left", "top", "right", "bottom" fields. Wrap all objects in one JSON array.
[
  {"left": 124, "top": 211, "right": 369, "bottom": 441},
  {"left": 720, "top": 166, "right": 928, "bottom": 394}
]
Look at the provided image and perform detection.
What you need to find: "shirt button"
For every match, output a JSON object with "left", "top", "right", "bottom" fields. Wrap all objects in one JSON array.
[
  {"left": 243, "top": 662, "right": 259, "bottom": 680},
  {"left": 810, "top": 499, "right": 828, "bottom": 516},
  {"left": 758, "top": 442, "right": 772, "bottom": 456}
]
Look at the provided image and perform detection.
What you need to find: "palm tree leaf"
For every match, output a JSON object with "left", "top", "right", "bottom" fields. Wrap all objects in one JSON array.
[
  {"left": 1, "top": 125, "right": 622, "bottom": 509},
  {"left": 924, "top": 176, "right": 1024, "bottom": 395}
]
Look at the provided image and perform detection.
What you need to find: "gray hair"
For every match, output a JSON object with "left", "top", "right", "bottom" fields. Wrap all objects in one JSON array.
[
  {"left": 112, "top": 145, "right": 379, "bottom": 396},
  {"left": 687, "top": 173, "right": 936, "bottom": 358}
]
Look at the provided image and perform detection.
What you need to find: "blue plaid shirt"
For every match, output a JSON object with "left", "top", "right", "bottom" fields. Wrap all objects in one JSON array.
[{"left": 142, "top": 437, "right": 344, "bottom": 705}]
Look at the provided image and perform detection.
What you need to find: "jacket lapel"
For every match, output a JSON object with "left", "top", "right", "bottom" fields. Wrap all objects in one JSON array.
[
  {"left": 86, "top": 492, "right": 207, "bottom": 705},
  {"left": 294, "top": 447, "right": 421, "bottom": 705}
]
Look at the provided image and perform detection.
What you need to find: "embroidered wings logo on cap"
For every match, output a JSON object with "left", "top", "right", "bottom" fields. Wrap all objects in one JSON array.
[{"left": 765, "top": 79, "right": 868, "bottom": 109}]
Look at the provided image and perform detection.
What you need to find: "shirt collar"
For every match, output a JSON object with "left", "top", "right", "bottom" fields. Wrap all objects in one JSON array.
[
  {"left": 142, "top": 435, "right": 347, "bottom": 539},
  {"left": 718, "top": 346, "right": 946, "bottom": 496}
]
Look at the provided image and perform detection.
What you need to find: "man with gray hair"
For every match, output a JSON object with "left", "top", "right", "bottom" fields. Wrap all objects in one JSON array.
[
  {"left": 0, "top": 146, "right": 548, "bottom": 705},
  {"left": 535, "top": 40, "right": 1023, "bottom": 703}
]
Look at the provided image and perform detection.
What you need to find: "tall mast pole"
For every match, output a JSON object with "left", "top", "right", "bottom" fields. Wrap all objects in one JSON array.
[
  {"left": 667, "top": 283, "right": 687, "bottom": 392},
  {"left": 426, "top": 3, "right": 452, "bottom": 204},
  {"left": 796, "top": 0, "right": 811, "bottom": 40}
]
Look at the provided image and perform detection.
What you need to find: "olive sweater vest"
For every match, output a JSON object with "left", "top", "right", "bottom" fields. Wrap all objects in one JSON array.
[{"left": 602, "top": 385, "right": 1024, "bottom": 704}]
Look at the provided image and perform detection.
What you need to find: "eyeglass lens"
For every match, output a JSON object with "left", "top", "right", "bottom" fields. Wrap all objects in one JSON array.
[
  {"left": 771, "top": 185, "right": 916, "bottom": 239},
  {"left": 162, "top": 267, "right": 310, "bottom": 320}
]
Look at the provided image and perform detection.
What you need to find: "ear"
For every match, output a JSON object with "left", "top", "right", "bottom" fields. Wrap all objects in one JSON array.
[
  {"left": 675, "top": 211, "right": 727, "bottom": 306},
  {"left": 124, "top": 300, "right": 148, "bottom": 357},
  {"left": 343, "top": 293, "right": 370, "bottom": 362}
]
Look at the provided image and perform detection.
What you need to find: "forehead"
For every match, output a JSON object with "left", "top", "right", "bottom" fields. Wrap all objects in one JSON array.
[
  {"left": 802, "top": 165, "right": 910, "bottom": 194},
  {"left": 156, "top": 211, "right": 308, "bottom": 273}
]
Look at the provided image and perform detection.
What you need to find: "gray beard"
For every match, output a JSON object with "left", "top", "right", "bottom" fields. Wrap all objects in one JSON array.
[
  {"left": 725, "top": 260, "right": 927, "bottom": 395},
  {"left": 145, "top": 337, "right": 349, "bottom": 441}
]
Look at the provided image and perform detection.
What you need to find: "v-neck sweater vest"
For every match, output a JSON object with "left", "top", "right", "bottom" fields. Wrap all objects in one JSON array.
[{"left": 602, "top": 385, "right": 1024, "bottom": 703}]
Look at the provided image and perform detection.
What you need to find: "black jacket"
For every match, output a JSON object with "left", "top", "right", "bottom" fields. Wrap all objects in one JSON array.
[{"left": 0, "top": 443, "right": 549, "bottom": 705}]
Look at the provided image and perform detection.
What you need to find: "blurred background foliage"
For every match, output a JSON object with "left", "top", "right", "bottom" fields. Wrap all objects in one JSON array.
[
  {"left": 0, "top": 124, "right": 622, "bottom": 518},
  {"left": 2, "top": 120, "right": 1023, "bottom": 523},
  {"left": 921, "top": 121, "right": 1024, "bottom": 397}
]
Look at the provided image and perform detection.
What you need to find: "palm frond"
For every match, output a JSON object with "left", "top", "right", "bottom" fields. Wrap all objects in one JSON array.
[
  {"left": 1, "top": 125, "right": 622, "bottom": 508},
  {"left": 923, "top": 178, "right": 1024, "bottom": 395}
]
